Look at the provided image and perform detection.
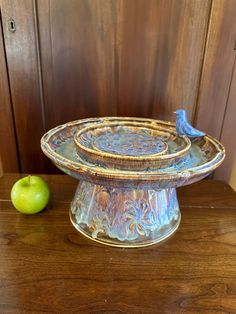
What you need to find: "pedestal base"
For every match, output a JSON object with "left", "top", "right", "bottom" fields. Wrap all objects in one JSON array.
[{"left": 70, "top": 181, "right": 181, "bottom": 248}]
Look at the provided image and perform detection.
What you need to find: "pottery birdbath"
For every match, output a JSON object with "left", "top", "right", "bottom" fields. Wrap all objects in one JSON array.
[{"left": 41, "top": 116, "right": 225, "bottom": 248}]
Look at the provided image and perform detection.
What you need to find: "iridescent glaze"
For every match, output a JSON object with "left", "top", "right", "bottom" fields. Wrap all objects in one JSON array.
[
  {"left": 74, "top": 121, "right": 191, "bottom": 170},
  {"left": 93, "top": 132, "right": 166, "bottom": 156},
  {"left": 70, "top": 181, "right": 180, "bottom": 247},
  {"left": 41, "top": 116, "right": 225, "bottom": 247}
]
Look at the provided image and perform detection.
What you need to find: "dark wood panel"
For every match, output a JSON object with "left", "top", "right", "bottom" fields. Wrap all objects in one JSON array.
[
  {"left": 214, "top": 58, "right": 236, "bottom": 185},
  {"left": 195, "top": 0, "right": 236, "bottom": 139},
  {"left": 0, "top": 0, "right": 223, "bottom": 175},
  {"left": 0, "top": 13, "right": 19, "bottom": 172},
  {"left": 38, "top": 0, "right": 118, "bottom": 129},
  {"left": 0, "top": 175, "right": 236, "bottom": 313},
  {"left": 1, "top": 0, "right": 48, "bottom": 173},
  {"left": 38, "top": 0, "right": 211, "bottom": 130},
  {"left": 118, "top": 0, "right": 211, "bottom": 121}
]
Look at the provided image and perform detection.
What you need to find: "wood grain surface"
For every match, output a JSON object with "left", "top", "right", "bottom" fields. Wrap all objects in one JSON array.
[
  {"left": 0, "top": 0, "right": 48, "bottom": 173},
  {"left": 0, "top": 174, "right": 236, "bottom": 313},
  {"left": 38, "top": 0, "right": 210, "bottom": 127},
  {"left": 0, "top": 0, "right": 235, "bottom": 183},
  {"left": 0, "top": 0, "right": 211, "bottom": 173},
  {"left": 195, "top": 0, "right": 236, "bottom": 139},
  {"left": 0, "top": 15, "right": 19, "bottom": 173},
  {"left": 214, "top": 58, "right": 236, "bottom": 184}
]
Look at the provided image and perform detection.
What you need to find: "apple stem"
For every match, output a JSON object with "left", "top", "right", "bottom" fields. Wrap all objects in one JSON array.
[{"left": 28, "top": 175, "right": 31, "bottom": 185}]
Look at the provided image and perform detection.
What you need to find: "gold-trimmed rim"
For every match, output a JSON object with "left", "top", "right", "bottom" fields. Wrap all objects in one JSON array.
[
  {"left": 69, "top": 209, "right": 181, "bottom": 248},
  {"left": 41, "top": 117, "right": 225, "bottom": 182},
  {"left": 74, "top": 121, "right": 191, "bottom": 161}
]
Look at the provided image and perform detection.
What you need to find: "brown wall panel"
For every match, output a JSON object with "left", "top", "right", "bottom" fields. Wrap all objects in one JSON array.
[
  {"left": 38, "top": 0, "right": 211, "bottom": 129},
  {"left": 118, "top": 0, "right": 211, "bottom": 121},
  {"left": 38, "top": 0, "right": 119, "bottom": 129},
  {"left": 214, "top": 59, "right": 236, "bottom": 186},
  {"left": 1, "top": 0, "right": 48, "bottom": 173},
  {"left": 1, "top": 0, "right": 215, "bottom": 173},
  {"left": 0, "top": 13, "right": 19, "bottom": 172},
  {"left": 195, "top": 0, "right": 236, "bottom": 139}
]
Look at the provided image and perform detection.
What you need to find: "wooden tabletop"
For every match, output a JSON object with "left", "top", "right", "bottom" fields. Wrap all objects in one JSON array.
[{"left": 0, "top": 174, "right": 236, "bottom": 313}]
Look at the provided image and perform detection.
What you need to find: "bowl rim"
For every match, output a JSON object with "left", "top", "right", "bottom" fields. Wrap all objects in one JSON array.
[
  {"left": 73, "top": 120, "right": 191, "bottom": 162},
  {"left": 41, "top": 116, "right": 225, "bottom": 183}
]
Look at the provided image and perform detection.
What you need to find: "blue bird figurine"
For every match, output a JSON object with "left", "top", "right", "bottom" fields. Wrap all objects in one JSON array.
[{"left": 175, "top": 109, "right": 205, "bottom": 139}]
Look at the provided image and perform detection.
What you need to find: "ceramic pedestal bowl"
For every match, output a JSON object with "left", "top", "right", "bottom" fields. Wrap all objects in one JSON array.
[{"left": 41, "top": 117, "right": 225, "bottom": 248}]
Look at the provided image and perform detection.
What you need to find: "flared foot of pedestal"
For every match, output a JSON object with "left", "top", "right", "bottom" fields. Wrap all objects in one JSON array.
[{"left": 70, "top": 181, "right": 181, "bottom": 248}]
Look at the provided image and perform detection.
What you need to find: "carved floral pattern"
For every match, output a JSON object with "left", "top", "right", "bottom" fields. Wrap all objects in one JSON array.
[
  {"left": 123, "top": 199, "right": 158, "bottom": 236},
  {"left": 71, "top": 181, "right": 179, "bottom": 242}
]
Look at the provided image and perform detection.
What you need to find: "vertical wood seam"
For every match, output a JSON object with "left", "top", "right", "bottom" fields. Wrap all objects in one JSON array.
[
  {"left": 193, "top": 0, "right": 214, "bottom": 125},
  {"left": 32, "top": 0, "right": 46, "bottom": 133},
  {"left": 48, "top": 0, "right": 53, "bottom": 125},
  {"left": 0, "top": 6, "right": 20, "bottom": 172},
  {"left": 219, "top": 52, "right": 236, "bottom": 141},
  {"left": 45, "top": 0, "right": 54, "bottom": 128},
  {"left": 115, "top": 0, "right": 123, "bottom": 116}
]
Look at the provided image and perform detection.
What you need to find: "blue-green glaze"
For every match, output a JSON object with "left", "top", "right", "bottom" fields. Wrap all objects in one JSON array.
[
  {"left": 70, "top": 181, "right": 180, "bottom": 246},
  {"left": 93, "top": 132, "right": 165, "bottom": 156}
]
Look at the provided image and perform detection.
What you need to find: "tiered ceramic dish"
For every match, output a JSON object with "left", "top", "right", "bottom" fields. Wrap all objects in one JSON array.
[
  {"left": 41, "top": 117, "right": 225, "bottom": 247},
  {"left": 74, "top": 121, "right": 191, "bottom": 170}
]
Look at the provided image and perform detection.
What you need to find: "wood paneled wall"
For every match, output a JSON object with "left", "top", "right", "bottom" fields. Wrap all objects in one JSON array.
[
  {"left": 0, "top": 0, "right": 235, "bottom": 181},
  {"left": 214, "top": 60, "right": 236, "bottom": 185},
  {"left": 1, "top": 0, "right": 48, "bottom": 173},
  {"left": 195, "top": 0, "right": 236, "bottom": 139},
  {"left": 195, "top": 0, "right": 236, "bottom": 186},
  {"left": 37, "top": 0, "right": 210, "bottom": 128},
  {"left": 0, "top": 14, "right": 19, "bottom": 173}
]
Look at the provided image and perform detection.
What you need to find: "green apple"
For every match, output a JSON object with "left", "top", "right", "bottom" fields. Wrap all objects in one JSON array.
[{"left": 11, "top": 175, "right": 50, "bottom": 214}]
